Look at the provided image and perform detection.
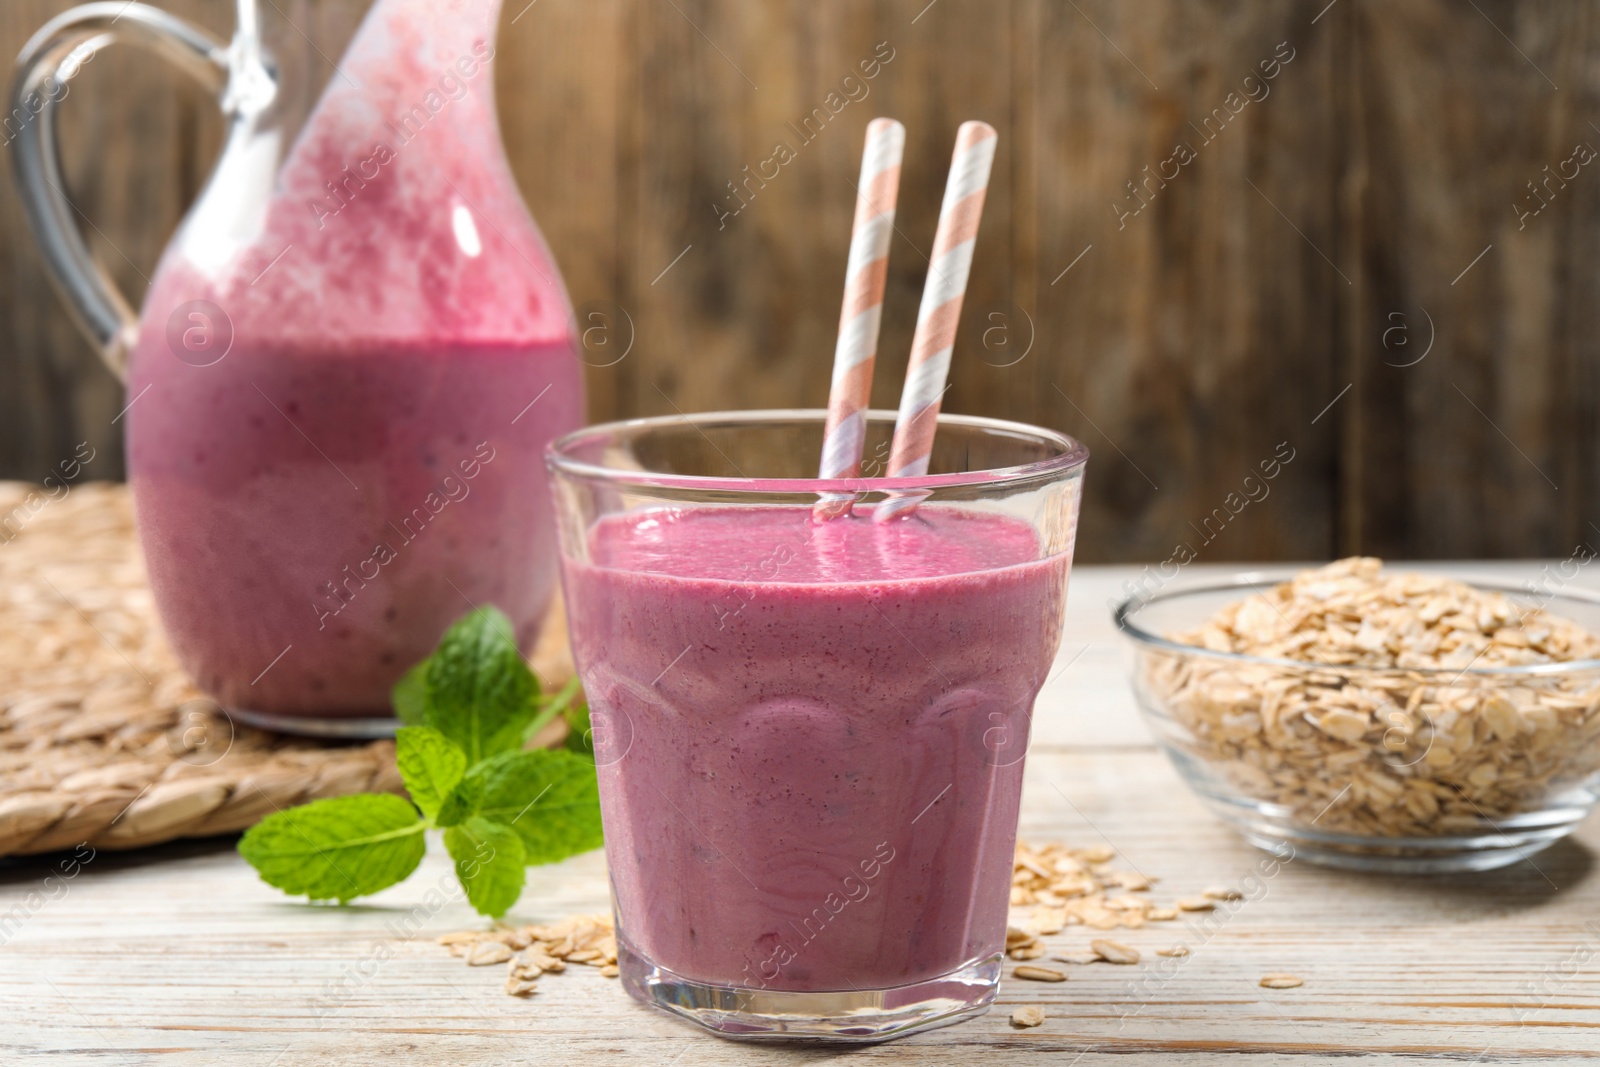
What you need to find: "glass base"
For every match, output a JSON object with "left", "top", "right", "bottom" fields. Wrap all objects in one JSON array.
[
  {"left": 618, "top": 942, "right": 1000, "bottom": 1042},
  {"left": 1208, "top": 800, "right": 1587, "bottom": 874},
  {"left": 228, "top": 706, "right": 399, "bottom": 740}
]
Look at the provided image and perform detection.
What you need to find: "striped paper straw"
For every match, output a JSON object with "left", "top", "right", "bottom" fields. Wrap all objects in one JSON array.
[
  {"left": 877, "top": 120, "right": 997, "bottom": 521},
  {"left": 815, "top": 118, "right": 906, "bottom": 520}
]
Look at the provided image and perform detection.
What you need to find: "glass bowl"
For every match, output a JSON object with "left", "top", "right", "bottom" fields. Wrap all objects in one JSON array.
[{"left": 1115, "top": 573, "right": 1600, "bottom": 873}]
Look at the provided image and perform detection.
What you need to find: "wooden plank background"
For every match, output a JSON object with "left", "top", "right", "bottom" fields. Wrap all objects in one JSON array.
[{"left": 1, "top": 0, "right": 1595, "bottom": 563}]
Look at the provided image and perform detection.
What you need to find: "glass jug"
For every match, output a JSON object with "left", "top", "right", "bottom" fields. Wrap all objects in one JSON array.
[{"left": 11, "top": 0, "right": 585, "bottom": 736}]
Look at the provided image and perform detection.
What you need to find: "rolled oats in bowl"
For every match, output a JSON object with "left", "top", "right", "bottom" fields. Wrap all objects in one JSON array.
[{"left": 1115, "top": 558, "right": 1600, "bottom": 872}]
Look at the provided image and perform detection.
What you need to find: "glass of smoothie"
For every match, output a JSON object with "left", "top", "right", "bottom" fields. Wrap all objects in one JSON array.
[{"left": 548, "top": 409, "right": 1087, "bottom": 1041}]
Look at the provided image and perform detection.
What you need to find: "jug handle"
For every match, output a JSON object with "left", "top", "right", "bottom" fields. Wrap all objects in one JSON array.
[{"left": 9, "top": 3, "right": 230, "bottom": 381}]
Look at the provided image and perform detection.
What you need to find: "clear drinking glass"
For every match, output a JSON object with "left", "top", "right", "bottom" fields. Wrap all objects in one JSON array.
[{"left": 547, "top": 409, "right": 1087, "bottom": 1041}]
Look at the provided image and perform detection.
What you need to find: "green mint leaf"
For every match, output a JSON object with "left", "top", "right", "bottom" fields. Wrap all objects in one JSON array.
[
  {"left": 395, "top": 726, "right": 467, "bottom": 822},
  {"left": 445, "top": 749, "right": 603, "bottom": 865},
  {"left": 392, "top": 662, "right": 428, "bottom": 725},
  {"left": 444, "top": 816, "right": 526, "bottom": 918},
  {"left": 238, "top": 793, "right": 425, "bottom": 904},
  {"left": 424, "top": 606, "right": 538, "bottom": 764},
  {"left": 434, "top": 770, "right": 484, "bottom": 829},
  {"left": 562, "top": 698, "right": 595, "bottom": 759}
]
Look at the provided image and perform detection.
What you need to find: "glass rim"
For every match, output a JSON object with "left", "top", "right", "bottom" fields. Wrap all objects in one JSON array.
[
  {"left": 1113, "top": 572, "right": 1600, "bottom": 678},
  {"left": 545, "top": 408, "right": 1089, "bottom": 494}
]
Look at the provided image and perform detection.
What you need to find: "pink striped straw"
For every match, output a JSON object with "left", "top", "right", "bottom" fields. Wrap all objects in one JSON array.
[
  {"left": 814, "top": 118, "right": 906, "bottom": 520},
  {"left": 876, "top": 120, "right": 997, "bottom": 522}
]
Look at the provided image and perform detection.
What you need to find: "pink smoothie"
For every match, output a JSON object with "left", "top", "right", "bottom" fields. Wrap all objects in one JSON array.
[
  {"left": 562, "top": 506, "right": 1069, "bottom": 992},
  {"left": 127, "top": 0, "right": 582, "bottom": 716}
]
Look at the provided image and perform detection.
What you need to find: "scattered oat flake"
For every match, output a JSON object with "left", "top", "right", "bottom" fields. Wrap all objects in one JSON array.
[
  {"left": 1032, "top": 906, "right": 1068, "bottom": 935},
  {"left": 1091, "top": 939, "right": 1140, "bottom": 965},
  {"left": 1156, "top": 945, "right": 1190, "bottom": 957},
  {"left": 1011, "top": 1006, "right": 1046, "bottom": 1028},
  {"left": 1052, "top": 951, "right": 1102, "bottom": 965},
  {"left": 1176, "top": 897, "right": 1215, "bottom": 912},
  {"left": 466, "top": 941, "right": 514, "bottom": 966},
  {"left": 1104, "top": 870, "right": 1152, "bottom": 891},
  {"left": 1259, "top": 973, "right": 1303, "bottom": 989},
  {"left": 1006, "top": 925, "right": 1038, "bottom": 948},
  {"left": 1013, "top": 965, "right": 1067, "bottom": 983},
  {"left": 440, "top": 913, "right": 617, "bottom": 997},
  {"left": 1203, "top": 885, "right": 1243, "bottom": 901},
  {"left": 1009, "top": 943, "right": 1047, "bottom": 961},
  {"left": 519, "top": 948, "right": 560, "bottom": 971}
]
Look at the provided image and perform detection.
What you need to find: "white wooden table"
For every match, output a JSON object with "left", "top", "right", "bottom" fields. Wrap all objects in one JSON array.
[{"left": 5, "top": 563, "right": 1599, "bottom": 1066}]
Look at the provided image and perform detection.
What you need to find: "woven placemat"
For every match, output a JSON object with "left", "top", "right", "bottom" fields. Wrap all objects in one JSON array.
[{"left": 0, "top": 481, "right": 574, "bottom": 860}]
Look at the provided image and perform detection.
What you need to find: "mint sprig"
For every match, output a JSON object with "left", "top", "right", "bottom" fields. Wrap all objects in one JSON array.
[
  {"left": 445, "top": 816, "right": 527, "bottom": 919},
  {"left": 446, "top": 749, "right": 605, "bottom": 862},
  {"left": 238, "top": 606, "right": 604, "bottom": 918},
  {"left": 394, "top": 725, "right": 466, "bottom": 822},
  {"left": 423, "top": 607, "right": 539, "bottom": 764},
  {"left": 237, "top": 793, "right": 426, "bottom": 904}
]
